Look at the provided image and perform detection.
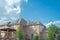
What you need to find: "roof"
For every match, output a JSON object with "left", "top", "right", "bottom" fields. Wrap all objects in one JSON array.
[
  {"left": 40, "top": 28, "right": 48, "bottom": 33},
  {"left": 27, "top": 21, "right": 45, "bottom": 26},
  {"left": 0, "top": 28, "right": 16, "bottom": 31},
  {"left": 0, "top": 18, "right": 27, "bottom": 27}
]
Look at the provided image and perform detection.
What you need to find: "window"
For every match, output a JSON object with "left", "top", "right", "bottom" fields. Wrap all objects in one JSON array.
[
  {"left": 39, "top": 26, "right": 44, "bottom": 32},
  {"left": 31, "top": 33, "right": 37, "bottom": 39},
  {"left": 31, "top": 34, "right": 34, "bottom": 39},
  {"left": 32, "top": 25, "right": 35, "bottom": 29}
]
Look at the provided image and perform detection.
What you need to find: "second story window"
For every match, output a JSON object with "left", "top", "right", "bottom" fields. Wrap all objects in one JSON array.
[{"left": 32, "top": 25, "right": 35, "bottom": 30}]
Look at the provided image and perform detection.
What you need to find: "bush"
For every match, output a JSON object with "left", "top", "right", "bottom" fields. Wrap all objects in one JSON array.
[
  {"left": 33, "top": 34, "right": 39, "bottom": 40},
  {"left": 16, "top": 25, "right": 25, "bottom": 40}
]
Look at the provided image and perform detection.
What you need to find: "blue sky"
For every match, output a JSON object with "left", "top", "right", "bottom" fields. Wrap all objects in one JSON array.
[
  {"left": 20, "top": 0, "right": 60, "bottom": 24},
  {"left": 0, "top": 0, "right": 60, "bottom": 27}
]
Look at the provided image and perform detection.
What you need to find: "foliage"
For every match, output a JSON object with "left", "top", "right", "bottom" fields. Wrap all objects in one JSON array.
[
  {"left": 56, "top": 28, "right": 60, "bottom": 40},
  {"left": 33, "top": 34, "right": 39, "bottom": 40},
  {"left": 16, "top": 25, "right": 25, "bottom": 40},
  {"left": 48, "top": 24, "right": 58, "bottom": 40},
  {"left": 43, "top": 38, "right": 49, "bottom": 40}
]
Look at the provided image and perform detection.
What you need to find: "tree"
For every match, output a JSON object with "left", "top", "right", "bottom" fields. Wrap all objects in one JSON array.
[
  {"left": 48, "top": 24, "right": 58, "bottom": 40},
  {"left": 56, "top": 28, "right": 60, "bottom": 40},
  {"left": 16, "top": 25, "right": 25, "bottom": 40},
  {"left": 33, "top": 34, "right": 39, "bottom": 40}
]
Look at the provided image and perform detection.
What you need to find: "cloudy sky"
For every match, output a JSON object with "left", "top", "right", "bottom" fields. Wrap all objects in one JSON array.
[
  {"left": 0, "top": 0, "right": 28, "bottom": 24},
  {"left": 0, "top": 0, "right": 60, "bottom": 27}
]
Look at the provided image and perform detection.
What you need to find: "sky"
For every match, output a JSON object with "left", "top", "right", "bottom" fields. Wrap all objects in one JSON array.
[
  {"left": 20, "top": 0, "right": 60, "bottom": 27},
  {"left": 0, "top": 0, "right": 60, "bottom": 27},
  {"left": 0, "top": 0, "right": 27, "bottom": 24}
]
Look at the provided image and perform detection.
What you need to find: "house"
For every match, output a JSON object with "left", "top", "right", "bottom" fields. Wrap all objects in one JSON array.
[{"left": 0, "top": 18, "right": 48, "bottom": 40}]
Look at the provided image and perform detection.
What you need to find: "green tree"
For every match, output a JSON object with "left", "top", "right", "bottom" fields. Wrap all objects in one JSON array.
[
  {"left": 16, "top": 25, "right": 25, "bottom": 40},
  {"left": 48, "top": 24, "right": 58, "bottom": 40},
  {"left": 33, "top": 34, "right": 39, "bottom": 40},
  {"left": 56, "top": 28, "right": 60, "bottom": 40}
]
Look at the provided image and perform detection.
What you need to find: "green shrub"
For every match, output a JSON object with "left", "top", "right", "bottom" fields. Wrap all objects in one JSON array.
[
  {"left": 16, "top": 25, "right": 25, "bottom": 40},
  {"left": 33, "top": 34, "right": 39, "bottom": 40}
]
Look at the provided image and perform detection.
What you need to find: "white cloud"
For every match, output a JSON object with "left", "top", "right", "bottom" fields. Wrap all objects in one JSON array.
[
  {"left": 0, "top": 0, "right": 28, "bottom": 24},
  {"left": 45, "top": 20, "right": 60, "bottom": 28},
  {"left": 53, "top": 20, "right": 60, "bottom": 24},
  {"left": 25, "top": 0, "right": 28, "bottom": 3}
]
